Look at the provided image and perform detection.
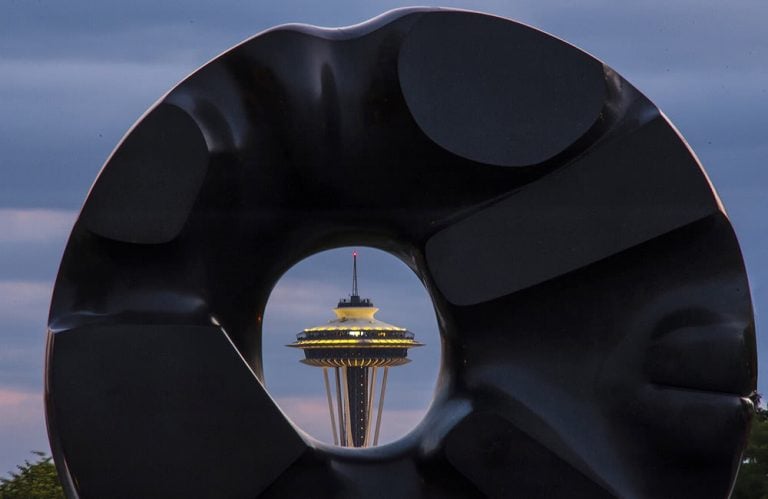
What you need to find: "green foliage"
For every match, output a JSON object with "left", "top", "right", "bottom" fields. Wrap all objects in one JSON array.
[
  {"left": 0, "top": 451, "right": 64, "bottom": 499},
  {"left": 733, "top": 406, "right": 768, "bottom": 499}
]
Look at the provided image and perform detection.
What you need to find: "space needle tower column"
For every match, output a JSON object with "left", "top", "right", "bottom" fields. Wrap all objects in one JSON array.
[{"left": 288, "top": 252, "right": 422, "bottom": 447}]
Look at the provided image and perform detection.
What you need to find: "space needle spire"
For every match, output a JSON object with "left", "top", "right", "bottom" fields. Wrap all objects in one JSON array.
[{"left": 352, "top": 251, "right": 359, "bottom": 300}]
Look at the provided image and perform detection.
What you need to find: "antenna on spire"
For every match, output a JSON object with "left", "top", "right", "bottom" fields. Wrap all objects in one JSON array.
[{"left": 352, "top": 251, "right": 359, "bottom": 297}]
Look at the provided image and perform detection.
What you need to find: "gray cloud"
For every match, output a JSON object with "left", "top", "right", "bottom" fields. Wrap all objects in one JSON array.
[
  {"left": 0, "top": 58, "right": 192, "bottom": 207},
  {"left": 0, "top": 209, "right": 75, "bottom": 243},
  {"left": 0, "top": 387, "right": 48, "bottom": 478},
  {"left": 0, "top": 280, "right": 51, "bottom": 392},
  {"left": 274, "top": 394, "right": 427, "bottom": 446},
  {"left": 0, "top": 210, "right": 74, "bottom": 279},
  {"left": 0, "top": 281, "right": 52, "bottom": 325}
]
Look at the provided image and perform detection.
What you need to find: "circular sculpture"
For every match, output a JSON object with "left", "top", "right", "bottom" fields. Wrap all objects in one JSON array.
[{"left": 46, "top": 8, "right": 756, "bottom": 498}]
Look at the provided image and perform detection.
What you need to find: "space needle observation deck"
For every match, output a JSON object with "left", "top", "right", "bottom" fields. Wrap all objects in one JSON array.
[{"left": 288, "top": 251, "right": 422, "bottom": 447}]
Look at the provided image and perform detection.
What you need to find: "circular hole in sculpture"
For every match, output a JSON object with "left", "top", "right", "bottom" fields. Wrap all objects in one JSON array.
[{"left": 262, "top": 247, "right": 440, "bottom": 448}]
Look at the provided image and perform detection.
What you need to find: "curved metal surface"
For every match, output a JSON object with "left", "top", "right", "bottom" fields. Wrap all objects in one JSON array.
[{"left": 45, "top": 8, "right": 756, "bottom": 498}]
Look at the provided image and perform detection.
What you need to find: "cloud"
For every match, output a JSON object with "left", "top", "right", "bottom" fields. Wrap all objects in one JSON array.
[
  {"left": 262, "top": 272, "right": 440, "bottom": 335},
  {"left": 0, "top": 209, "right": 74, "bottom": 280},
  {"left": 0, "top": 58, "right": 193, "bottom": 208},
  {"left": 0, "top": 209, "right": 76, "bottom": 244},
  {"left": 375, "top": 408, "right": 427, "bottom": 444},
  {"left": 0, "top": 280, "right": 50, "bottom": 392},
  {"left": 526, "top": 0, "right": 768, "bottom": 73},
  {"left": 274, "top": 395, "right": 333, "bottom": 440},
  {"left": 264, "top": 278, "right": 348, "bottom": 327},
  {"left": 0, "top": 1, "right": 407, "bottom": 64},
  {"left": 262, "top": 248, "right": 439, "bottom": 330},
  {"left": 0, "top": 217, "right": 58, "bottom": 396},
  {"left": 2, "top": 1, "right": 765, "bottom": 211},
  {"left": 0, "top": 388, "right": 40, "bottom": 416},
  {"left": 0, "top": 59, "right": 192, "bottom": 126},
  {"left": 273, "top": 395, "right": 427, "bottom": 445},
  {"left": 0, "top": 280, "right": 52, "bottom": 325},
  {"left": 0, "top": 387, "right": 48, "bottom": 477}
]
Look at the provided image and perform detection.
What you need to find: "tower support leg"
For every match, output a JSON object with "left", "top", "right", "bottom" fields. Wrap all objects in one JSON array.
[
  {"left": 346, "top": 366, "right": 369, "bottom": 447},
  {"left": 323, "top": 368, "right": 338, "bottom": 445},
  {"left": 335, "top": 367, "right": 346, "bottom": 446},
  {"left": 341, "top": 367, "right": 354, "bottom": 446},
  {"left": 373, "top": 367, "right": 389, "bottom": 446},
  {"left": 365, "top": 367, "right": 377, "bottom": 447}
]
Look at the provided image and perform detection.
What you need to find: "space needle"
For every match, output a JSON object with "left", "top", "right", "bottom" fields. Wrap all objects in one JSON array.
[{"left": 288, "top": 251, "right": 422, "bottom": 447}]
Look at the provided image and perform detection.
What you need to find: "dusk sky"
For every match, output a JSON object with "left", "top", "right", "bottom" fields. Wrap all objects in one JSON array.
[{"left": 1, "top": 0, "right": 766, "bottom": 476}]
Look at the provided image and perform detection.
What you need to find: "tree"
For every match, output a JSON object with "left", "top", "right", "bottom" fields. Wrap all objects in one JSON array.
[
  {"left": 733, "top": 404, "right": 768, "bottom": 499},
  {"left": 0, "top": 451, "right": 64, "bottom": 499}
]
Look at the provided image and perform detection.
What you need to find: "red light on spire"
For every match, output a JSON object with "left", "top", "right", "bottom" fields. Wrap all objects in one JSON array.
[{"left": 353, "top": 251, "right": 357, "bottom": 257}]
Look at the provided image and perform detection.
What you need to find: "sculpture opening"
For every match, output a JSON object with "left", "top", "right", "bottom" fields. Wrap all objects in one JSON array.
[{"left": 262, "top": 247, "right": 440, "bottom": 447}]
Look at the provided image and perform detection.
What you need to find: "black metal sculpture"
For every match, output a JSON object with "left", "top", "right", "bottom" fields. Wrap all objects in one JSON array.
[{"left": 45, "top": 8, "right": 756, "bottom": 498}]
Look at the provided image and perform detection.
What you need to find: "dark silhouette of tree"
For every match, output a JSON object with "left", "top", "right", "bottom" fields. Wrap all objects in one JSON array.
[
  {"left": 0, "top": 451, "right": 64, "bottom": 499},
  {"left": 733, "top": 397, "right": 768, "bottom": 499}
]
